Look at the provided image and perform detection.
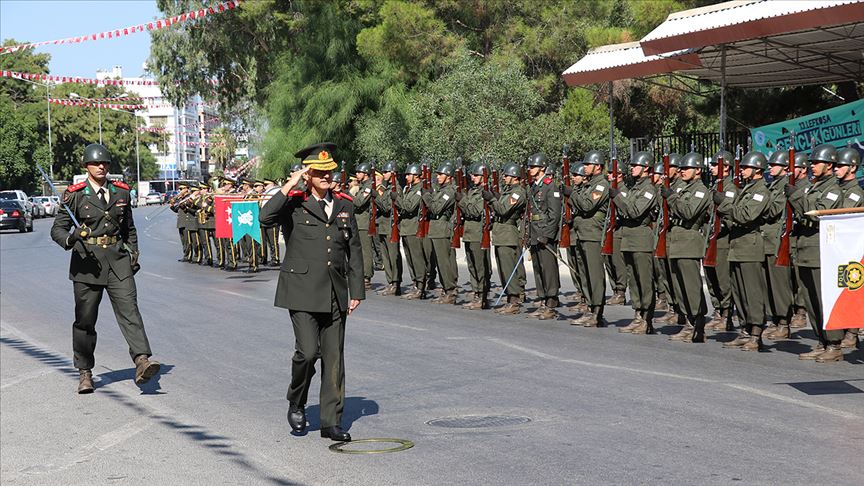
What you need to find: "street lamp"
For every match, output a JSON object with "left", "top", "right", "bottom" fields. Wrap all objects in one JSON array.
[{"left": 69, "top": 92, "right": 101, "bottom": 144}]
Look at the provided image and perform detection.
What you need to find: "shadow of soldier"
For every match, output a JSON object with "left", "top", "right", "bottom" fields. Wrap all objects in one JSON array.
[
  {"left": 304, "top": 396, "right": 379, "bottom": 432},
  {"left": 96, "top": 363, "right": 174, "bottom": 395}
]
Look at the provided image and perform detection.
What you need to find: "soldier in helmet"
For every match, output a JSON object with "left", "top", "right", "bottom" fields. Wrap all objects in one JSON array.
[
  {"left": 425, "top": 162, "right": 460, "bottom": 304},
  {"left": 458, "top": 162, "right": 493, "bottom": 309},
  {"left": 704, "top": 150, "right": 737, "bottom": 333},
  {"left": 525, "top": 153, "right": 561, "bottom": 320},
  {"left": 834, "top": 146, "right": 863, "bottom": 349},
  {"left": 789, "top": 152, "right": 811, "bottom": 329},
  {"left": 787, "top": 144, "right": 845, "bottom": 361},
  {"left": 376, "top": 161, "right": 403, "bottom": 296},
  {"left": 562, "top": 163, "right": 587, "bottom": 314},
  {"left": 567, "top": 150, "right": 610, "bottom": 327},
  {"left": 604, "top": 157, "right": 629, "bottom": 307},
  {"left": 487, "top": 162, "right": 528, "bottom": 314},
  {"left": 397, "top": 163, "right": 429, "bottom": 299},
  {"left": 655, "top": 152, "right": 686, "bottom": 328},
  {"left": 614, "top": 151, "right": 659, "bottom": 334},
  {"left": 352, "top": 162, "right": 376, "bottom": 289},
  {"left": 662, "top": 151, "right": 711, "bottom": 342},
  {"left": 715, "top": 150, "right": 772, "bottom": 351},
  {"left": 50, "top": 143, "right": 161, "bottom": 393},
  {"left": 761, "top": 150, "right": 796, "bottom": 342}
]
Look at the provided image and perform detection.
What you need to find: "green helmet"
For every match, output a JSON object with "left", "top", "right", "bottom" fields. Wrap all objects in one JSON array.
[
  {"left": 679, "top": 152, "right": 704, "bottom": 169},
  {"left": 502, "top": 162, "right": 521, "bottom": 178},
  {"left": 668, "top": 153, "right": 683, "bottom": 167},
  {"left": 405, "top": 163, "right": 421, "bottom": 175},
  {"left": 809, "top": 144, "right": 838, "bottom": 164},
  {"left": 739, "top": 151, "right": 768, "bottom": 170},
  {"left": 573, "top": 163, "right": 588, "bottom": 176},
  {"left": 768, "top": 150, "right": 789, "bottom": 167},
  {"left": 794, "top": 153, "right": 808, "bottom": 169},
  {"left": 82, "top": 143, "right": 111, "bottom": 165},
  {"left": 527, "top": 153, "right": 547, "bottom": 168},
  {"left": 355, "top": 162, "right": 371, "bottom": 174},
  {"left": 653, "top": 162, "right": 665, "bottom": 174},
  {"left": 630, "top": 151, "right": 653, "bottom": 168},
  {"left": 711, "top": 150, "right": 734, "bottom": 166},
  {"left": 382, "top": 160, "right": 398, "bottom": 173},
  {"left": 582, "top": 150, "right": 605, "bottom": 166},
  {"left": 436, "top": 163, "right": 454, "bottom": 176},
  {"left": 332, "top": 172, "right": 344, "bottom": 183},
  {"left": 470, "top": 162, "right": 488, "bottom": 176},
  {"left": 291, "top": 163, "right": 303, "bottom": 172},
  {"left": 836, "top": 147, "right": 860, "bottom": 167}
]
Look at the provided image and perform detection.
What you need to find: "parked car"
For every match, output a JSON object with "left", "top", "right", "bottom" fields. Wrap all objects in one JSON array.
[
  {"left": 145, "top": 192, "right": 163, "bottom": 205},
  {"left": 0, "top": 190, "right": 35, "bottom": 218},
  {"left": 31, "top": 196, "right": 58, "bottom": 217},
  {"left": 0, "top": 200, "right": 34, "bottom": 233},
  {"left": 30, "top": 199, "right": 46, "bottom": 218}
]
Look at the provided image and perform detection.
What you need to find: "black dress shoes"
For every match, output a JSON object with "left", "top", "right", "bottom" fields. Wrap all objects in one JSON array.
[
  {"left": 320, "top": 426, "right": 351, "bottom": 442},
  {"left": 287, "top": 404, "right": 306, "bottom": 433}
]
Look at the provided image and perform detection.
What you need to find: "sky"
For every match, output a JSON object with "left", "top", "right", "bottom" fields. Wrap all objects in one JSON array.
[{"left": 0, "top": 0, "right": 161, "bottom": 78}]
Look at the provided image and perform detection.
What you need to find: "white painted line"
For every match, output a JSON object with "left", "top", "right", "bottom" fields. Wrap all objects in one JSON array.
[
  {"left": 215, "top": 288, "right": 269, "bottom": 302},
  {"left": 725, "top": 383, "right": 862, "bottom": 421},
  {"left": 141, "top": 271, "right": 175, "bottom": 280},
  {"left": 0, "top": 368, "right": 60, "bottom": 389},
  {"left": 352, "top": 315, "right": 428, "bottom": 331}
]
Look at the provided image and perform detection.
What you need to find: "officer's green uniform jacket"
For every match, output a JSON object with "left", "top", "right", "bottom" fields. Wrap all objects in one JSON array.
[
  {"left": 375, "top": 179, "right": 400, "bottom": 237},
  {"left": 352, "top": 180, "right": 374, "bottom": 231},
  {"left": 788, "top": 176, "right": 842, "bottom": 267},
  {"left": 259, "top": 189, "right": 365, "bottom": 312},
  {"left": 528, "top": 175, "right": 562, "bottom": 245},
  {"left": 666, "top": 178, "right": 711, "bottom": 259},
  {"left": 840, "top": 178, "right": 864, "bottom": 208},
  {"left": 51, "top": 180, "right": 138, "bottom": 285},
  {"left": 171, "top": 190, "right": 191, "bottom": 228},
  {"left": 763, "top": 176, "right": 788, "bottom": 256},
  {"left": 613, "top": 176, "right": 657, "bottom": 252},
  {"left": 196, "top": 194, "right": 216, "bottom": 230},
  {"left": 571, "top": 173, "right": 609, "bottom": 242},
  {"left": 459, "top": 186, "right": 487, "bottom": 243},
  {"left": 425, "top": 182, "right": 455, "bottom": 238},
  {"left": 490, "top": 184, "right": 526, "bottom": 246},
  {"left": 182, "top": 196, "right": 199, "bottom": 231},
  {"left": 718, "top": 177, "right": 770, "bottom": 263},
  {"left": 397, "top": 181, "right": 422, "bottom": 236}
]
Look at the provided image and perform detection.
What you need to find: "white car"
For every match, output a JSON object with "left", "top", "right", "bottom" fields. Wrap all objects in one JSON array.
[
  {"left": 31, "top": 196, "right": 58, "bottom": 217},
  {"left": 145, "top": 192, "right": 163, "bottom": 205}
]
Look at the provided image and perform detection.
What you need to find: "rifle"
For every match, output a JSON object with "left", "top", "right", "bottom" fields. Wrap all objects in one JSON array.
[
  {"left": 416, "top": 163, "right": 430, "bottom": 238},
  {"left": 491, "top": 168, "right": 500, "bottom": 194},
  {"left": 703, "top": 151, "right": 725, "bottom": 267},
  {"left": 734, "top": 143, "right": 743, "bottom": 188},
  {"left": 775, "top": 132, "right": 796, "bottom": 267},
  {"left": 519, "top": 163, "right": 531, "bottom": 249},
  {"left": 559, "top": 145, "right": 572, "bottom": 248},
  {"left": 450, "top": 158, "right": 465, "bottom": 248},
  {"left": 481, "top": 166, "right": 492, "bottom": 250},
  {"left": 340, "top": 160, "right": 347, "bottom": 192},
  {"left": 389, "top": 172, "right": 400, "bottom": 243},
  {"left": 601, "top": 148, "right": 618, "bottom": 256},
  {"left": 368, "top": 161, "right": 378, "bottom": 234},
  {"left": 654, "top": 145, "right": 670, "bottom": 258}
]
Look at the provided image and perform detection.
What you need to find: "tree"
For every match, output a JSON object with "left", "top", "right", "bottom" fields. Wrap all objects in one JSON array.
[{"left": 209, "top": 126, "right": 237, "bottom": 173}]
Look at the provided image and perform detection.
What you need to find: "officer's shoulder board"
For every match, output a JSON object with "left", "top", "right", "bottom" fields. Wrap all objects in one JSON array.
[
  {"left": 334, "top": 191, "right": 353, "bottom": 202},
  {"left": 542, "top": 176, "right": 553, "bottom": 185},
  {"left": 64, "top": 182, "right": 87, "bottom": 202},
  {"left": 287, "top": 189, "right": 308, "bottom": 200},
  {"left": 111, "top": 180, "right": 130, "bottom": 190}
]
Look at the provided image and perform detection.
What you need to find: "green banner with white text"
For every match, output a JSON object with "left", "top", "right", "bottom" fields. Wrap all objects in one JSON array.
[{"left": 751, "top": 99, "right": 864, "bottom": 156}]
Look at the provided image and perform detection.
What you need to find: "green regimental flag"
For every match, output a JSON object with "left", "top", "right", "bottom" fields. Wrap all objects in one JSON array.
[
  {"left": 231, "top": 201, "right": 261, "bottom": 244},
  {"left": 751, "top": 99, "right": 864, "bottom": 156}
]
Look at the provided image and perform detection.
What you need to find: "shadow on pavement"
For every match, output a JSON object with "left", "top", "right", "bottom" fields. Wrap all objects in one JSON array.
[
  {"left": 304, "top": 396, "right": 380, "bottom": 432},
  {"left": 0, "top": 335, "right": 300, "bottom": 486},
  {"left": 783, "top": 379, "right": 864, "bottom": 396},
  {"left": 96, "top": 364, "right": 175, "bottom": 395}
]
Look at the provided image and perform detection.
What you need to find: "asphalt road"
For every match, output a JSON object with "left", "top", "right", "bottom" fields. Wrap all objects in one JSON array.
[{"left": 2, "top": 206, "right": 862, "bottom": 486}]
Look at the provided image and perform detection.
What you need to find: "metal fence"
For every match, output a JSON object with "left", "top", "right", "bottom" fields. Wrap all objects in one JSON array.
[{"left": 629, "top": 131, "right": 751, "bottom": 161}]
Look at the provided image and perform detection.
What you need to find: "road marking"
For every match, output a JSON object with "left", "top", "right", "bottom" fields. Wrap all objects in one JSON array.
[
  {"left": 486, "top": 337, "right": 863, "bottom": 420},
  {"left": 352, "top": 315, "right": 427, "bottom": 331},
  {"left": 215, "top": 288, "right": 269, "bottom": 302},
  {"left": 141, "top": 271, "right": 175, "bottom": 280},
  {"left": 0, "top": 368, "right": 59, "bottom": 389}
]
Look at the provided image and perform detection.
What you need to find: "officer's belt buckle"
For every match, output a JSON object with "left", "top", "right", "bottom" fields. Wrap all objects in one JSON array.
[{"left": 85, "top": 235, "right": 118, "bottom": 248}]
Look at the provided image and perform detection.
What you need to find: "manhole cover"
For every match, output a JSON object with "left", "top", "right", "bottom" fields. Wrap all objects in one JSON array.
[{"left": 426, "top": 415, "right": 532, "bottom": 428}]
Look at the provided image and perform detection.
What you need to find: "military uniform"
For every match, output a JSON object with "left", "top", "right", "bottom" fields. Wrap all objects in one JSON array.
[
  {"left": 526, "top": 153, "right": 561, "bottom": 320},
  {"left": 604, "top": 229, "right": 628, "bottom": 305},
  {"left": 704, "top": 151, "right": 737, "bottom": 332},
  {"left": 351, "top": 165, "right": 375, "bottom": 287},
  {"left": 195, "top": 189, "right": 217, "bottom": 266},
  {"left": 489, "top": 164, "right": 527, "bottom": 314},
  {"left": 172, "top": 185, "right": 191, "bottom": 261},
  {"left": 655, "top": 155, "right": 685, "bottom": 326},
  {"left": 50, "top": 143, "right": 159, "bottom": 393},
  {"left": 761, "top": 152, "right": 795, "bottom": 340},
  {"left": 614, "top": 152, "right": 659, "bottom": 334},
  {"left": 375, "top": 164, "right": 403, "bottom": 295},
  {"left": 398, "top": 173, "right": 428, "bottom": 299},
  {"left": 259, "top": 143, "right": 364, "bottom": 442},
  {"left": 570, "top": 156, "right": 609, "bottom": 327},
  {"left": 425, "top": 166, "right": 459, "bottom": 304},
  {"left": 459, "top": 166, "right": 492, "bottom": 309}
]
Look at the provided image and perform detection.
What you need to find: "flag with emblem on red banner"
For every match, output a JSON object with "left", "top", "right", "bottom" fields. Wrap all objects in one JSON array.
[
  {"left": 214, "top": 195, "right": 244, "bottom": 238},
  {"left": 819, "top": 212, "right": 864, "bottom": 330}
]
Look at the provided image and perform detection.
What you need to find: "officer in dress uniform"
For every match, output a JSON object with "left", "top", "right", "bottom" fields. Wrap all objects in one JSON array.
[
  {"left": 459, "top": 162, "right": 493, "bottom": 310},
  {"left": 614, "top": 151, "right": 659, "bottom": 335},
  {"left": 486, "top": 162, "right": 527, "bottom": 314},
  {"left": 834, "top": 146, "right": 863, "bottom": 349},
  {"left": 426, "top": 163, "right": 460, "bottom": 305},
  {"left": 259, "top": 143, "right": 365, "bottom": 442},
  {"left": 525, "top": 153, "right": 561, "bottom": 320},
  {"left": 50, "top": 144, "right": 160, "bottom": 393},
  {"left": 375, "top": 161, "right": 404, "bottom": 296}
]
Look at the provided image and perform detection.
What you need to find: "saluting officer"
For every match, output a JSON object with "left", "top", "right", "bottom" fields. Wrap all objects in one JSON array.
[
  {"left": 259, "top": 143, "right": 365, "bottom": 442},
  {"left": 375, "top": 161, "right": 404, "bottom": 296},
  {"left": 834, "top": 146, "right": 863, "bottom": 349},
  {"left": 662, "top": 151, "right": 711, "bottom": 342},
  {"left": 762, "top": 151, "right": 795, "bottom": 341},
  {"left": 704, "top": 150, "right": 737, "bottom": 332},
  {"left": 487, "top": 162, "right": 527, "bottom": 314},
  {"left": 425, "top": 163, "right": 460, "bottom": 305},
  {"left": 397, "top": 163, "right": 428, "bottom": 300},
  {"left": 614, "top": 151, "right": 659, "bottom": 334},
  {"left": 352, "top": 162, "right": 376, "bottom": 289},
  {"left": 459, "top": 162, "right": 493, "bottom": 310},
  {"left": 51, "top": 143, "right": 160, "bottom": 393},
  {"left": 716, "top": 151, "right": 772, "bottom": 351},
  {"left": 526, "top": 153, "right": 561, "bottom": 320}
]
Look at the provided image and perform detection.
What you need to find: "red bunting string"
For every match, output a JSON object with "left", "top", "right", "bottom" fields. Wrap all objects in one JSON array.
[
  {"left": 0, "top": 69, "right": 220, "bottom": 87},
  {"left": 48, "top": 98, "right": 216, "bottom": 109},
  {"left": 0, "top": 0, "right": 241, "bottom": 55},
  {"left": 137, "top": 126, "right": 227, "bottom": 138}
]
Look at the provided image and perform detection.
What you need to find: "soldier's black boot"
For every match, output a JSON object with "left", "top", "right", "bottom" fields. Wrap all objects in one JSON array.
[
  {"left": 321, "top": 425, "right": 351, "bottom": 442},
  {"left": 287, "top": 403, "right": 306, "bottom": 433},
  {"left": 689, "top": 315, "right": 706, "bottom": 343},
  {"left": 133, "top": 355, "right": 161, "bottom": 385},
  {"left": 77, "top": 369, "right": 94, "bottom": 394}
]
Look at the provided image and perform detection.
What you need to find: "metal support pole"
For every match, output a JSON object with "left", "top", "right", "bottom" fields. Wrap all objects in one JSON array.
[
  {"left": 46, "top": 84, "right": 53, "bottom": 181},
  {"left": 719, "top": 44, "right": 727, "bottom": 152}
]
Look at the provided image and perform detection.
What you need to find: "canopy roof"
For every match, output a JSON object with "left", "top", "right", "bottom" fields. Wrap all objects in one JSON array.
[{"left": 562, "top": 0, "right": 864, "bottom": 88}]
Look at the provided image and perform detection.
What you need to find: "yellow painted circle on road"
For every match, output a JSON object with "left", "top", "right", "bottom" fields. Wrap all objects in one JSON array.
[{"left": 328, "top": 438, "right": 414, "bottom": 454}]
